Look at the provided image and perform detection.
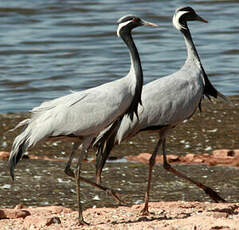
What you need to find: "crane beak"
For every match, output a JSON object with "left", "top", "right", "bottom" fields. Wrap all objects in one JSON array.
[
  {"left": 141, "top": 19, "right": 159, "bottom": 27},
  {"left": 196, "top": 15, "right": 208, "bottom": 23}
]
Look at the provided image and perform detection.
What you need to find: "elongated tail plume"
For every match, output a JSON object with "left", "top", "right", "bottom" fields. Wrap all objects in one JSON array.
[
  {"left": 9, "top": 134, "right": 28, "bottom": 180},
  {"left": 202, "top": 69, "right": 228, "bottom": 102}
]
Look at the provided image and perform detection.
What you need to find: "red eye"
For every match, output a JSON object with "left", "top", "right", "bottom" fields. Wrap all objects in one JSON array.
[{"left": 132, "top": 18, "right": 137, "bottom": 23}]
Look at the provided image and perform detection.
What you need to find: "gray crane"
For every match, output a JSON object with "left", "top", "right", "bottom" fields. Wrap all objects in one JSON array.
[
  {"left": 95, "top": 6, "right": 229, "bottom": 215},
  {"left": 8, "top": 15, "right": 158, "bottom": 224}
]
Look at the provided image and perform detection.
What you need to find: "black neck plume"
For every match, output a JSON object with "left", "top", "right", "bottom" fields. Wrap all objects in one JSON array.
[
  {"left": 182, "top": 25, "right": 218, "bottom": 99},
  {"left": 181, "top": 25, "right": 200, "bottom": 61},
  {"left": 120, "top": 29, "right": 143, "bottom": 120}
]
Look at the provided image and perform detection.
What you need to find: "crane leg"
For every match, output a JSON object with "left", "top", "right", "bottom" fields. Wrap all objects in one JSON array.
[
  {"left": 64, "top": 142, "right": 80, "bottom": 178},
  {"left": 141, "top": 136, "right": 225, "bottom": 216},
  {"left": 141, "top": 138, "right": 162, "bottom": 216},
  {"left": 64, "top": 142, "right": 124, "bottom": 205},
  {"left": 161, "top": 139, "right": 226, "bottom": 203},
  {"left": 78, "top": 176, "right": 124, "bottom": 204},
  {"left": 75, "top": 139, "right": 91, "bottom": 225}
]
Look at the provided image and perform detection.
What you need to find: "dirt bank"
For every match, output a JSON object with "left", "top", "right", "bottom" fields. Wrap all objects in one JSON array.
[{"left": 1, "top": 202, "right": 239, "bottom": 230}]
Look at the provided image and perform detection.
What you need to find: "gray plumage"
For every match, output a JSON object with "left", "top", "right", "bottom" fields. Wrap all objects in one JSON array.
[
  {"left": 95, "top": 7, "right": 228, "bottom": 214},
  {"left": 8, "top": 15, "right": 158, "bottom": 224}
]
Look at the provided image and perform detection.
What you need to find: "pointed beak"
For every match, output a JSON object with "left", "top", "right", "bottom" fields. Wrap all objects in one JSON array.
[
  {"left": 141, "top": 19, "right": 159, "bottom": 27},
  {"left": 196, "top": 15, "right": 208, "bottom": 23}
]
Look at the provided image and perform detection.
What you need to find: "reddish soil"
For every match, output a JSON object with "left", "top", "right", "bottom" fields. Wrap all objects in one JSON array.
[
  {"left": 125, "top": 149, "right": 239, "bottom": 168},
  {"left": 1, "top": 202, "right": 239, "bottom": 230},
  {"left": 1, "top": 149, "right": 239, "bottom": 168}
]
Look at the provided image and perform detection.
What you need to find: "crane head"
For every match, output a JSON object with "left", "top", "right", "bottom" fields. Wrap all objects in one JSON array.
[
  {"left": 173, "top": 6, "right": 208, "bottom": 31},
  {"left": 117, "top": 15, "right": 158, "bottom": 37}
]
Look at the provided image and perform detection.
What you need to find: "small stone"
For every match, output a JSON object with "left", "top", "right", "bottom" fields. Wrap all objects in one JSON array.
[
  {"left": 212, "top": 149, "right": 232, "bottom": 158},
  {"left": 232, "top": 155, "right": 239, "bottom": 167},
  {"left": 208, "top": 159, "right": 217, "bottom": 166},
  {"left": 184, "top": 153, "right": 195, "bottom": 162},
  {"left": 194, "top": 158, "right": 203, "bottom": 163},
  {"left": 15, "top": 204, "right": 23, "bottom": 209},
  {"left": 126, "top": 153, "right": 151, "bottom": 164},
  {"left": 47, "top": 216, "right": 61, "bottom": 225},
  {"left": 24, "top": 216, "right": 61, "bottom": 228},
  {"left": 0, "top": 151, "right": 10, "bottom": 160},
  {"left": 168, "top": 154, "right": 179, "bottom": 162},
  {"left": 210, "top": 226, "right": 230, "bottom": 230},
  {"left": 0, "top": 209, "right": 30, "bottom": 219},
  {"left": 232, "top": 149, "right": 239, "bottom": 157},
  {"left": 212, "top": 212, "right": 229, "bottom": 219}
]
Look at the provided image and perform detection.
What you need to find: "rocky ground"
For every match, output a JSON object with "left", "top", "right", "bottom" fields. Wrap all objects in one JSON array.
[
  {"left": 1, "top": 202, "right": 239, "bottom": 230},
  {"left": 1, "top": 149, "right": 239, "bottom": 230},
  {"left": 125, "top": 149, "right": 239, "bottom": 168}
]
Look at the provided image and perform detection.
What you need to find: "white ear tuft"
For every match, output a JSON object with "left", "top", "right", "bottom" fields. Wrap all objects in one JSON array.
[
  {"left": 173, "top": 10, "right": 188, "bottom": 31},
  {"left": 117, "top": 20, "right": 132, "bottom": 37}
]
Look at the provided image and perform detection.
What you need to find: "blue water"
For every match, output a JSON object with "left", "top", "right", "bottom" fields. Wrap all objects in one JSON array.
[{"left": 0, "top": 0, "right": 239, "bottom": 113}]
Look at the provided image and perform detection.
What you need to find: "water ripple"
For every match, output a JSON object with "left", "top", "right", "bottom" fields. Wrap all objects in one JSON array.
[{"left": 0, "top": 0, "right": 239, "bottom": 113}]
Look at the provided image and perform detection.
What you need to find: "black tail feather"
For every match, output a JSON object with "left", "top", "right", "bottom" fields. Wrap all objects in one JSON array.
[
  {"left": 202, "top": 69, "right": 230, "bottom": 103},
  {"left": 9, "top": 142, "right": 25, "bottom": 181},
  {"left": 94, "top": 118, "right": 122, "bottom": 184},
  {"left": 202, "top": 70, "right": 218, "bottom": 99},
  {"left": 96, "top": 132, "right": 116, "bottom": 184}
]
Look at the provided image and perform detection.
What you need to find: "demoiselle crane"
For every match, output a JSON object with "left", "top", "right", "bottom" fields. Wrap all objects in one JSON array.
[
  {"left": 95, "top": 7, "right": 229, "bottom": 215},
  {"left": 8, "top": 15, "right": 158, "bottom": 224}
]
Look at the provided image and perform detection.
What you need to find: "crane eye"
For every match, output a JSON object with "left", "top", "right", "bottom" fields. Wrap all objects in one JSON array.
[{"left": 132, "top": 18, "right": 138, "bottom": 23}]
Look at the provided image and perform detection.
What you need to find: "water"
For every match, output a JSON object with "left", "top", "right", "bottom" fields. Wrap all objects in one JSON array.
[{"left": 0, "top": 0, "right": 239, "bottom": 113}]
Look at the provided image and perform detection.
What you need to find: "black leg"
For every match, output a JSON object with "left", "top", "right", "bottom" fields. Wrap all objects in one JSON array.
[
  {"left": 64, "top": 142, "right": 124, "bottom": 205},
  {"left": 73, "top": 137, "right": 125, "bottom": 225},
  {"left": 141, "top": 138, "right": 162, "bottom": 215},
  {"left": 64, "top": 142, "right": 80, "bottom": 178},
  {"left": 75, "top": 140, "right": 89, "bottom": 225},
  {"left": 161, "top": 139, "right": 226, "bottom": 203},
  {"left": 75, "top": 165, "right": 89, "bottom": 225}
]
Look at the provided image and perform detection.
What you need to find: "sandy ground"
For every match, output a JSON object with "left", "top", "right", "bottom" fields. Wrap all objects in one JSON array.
[{"left": 1, "top": 202, "right": 239, "bottom": 230}]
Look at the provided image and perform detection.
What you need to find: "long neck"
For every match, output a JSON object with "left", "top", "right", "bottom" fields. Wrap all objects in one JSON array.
[
  {"left": 182, "top": 25, "right": 220, "bottom": 100},
  {"left": 182, "top": 27, "right": 201, "bottom": 66},
  {"left": 122, "top": 32, "right": 143, "bottom": 81},
  {"left": 120, "top": 30, "right": 143, "bottom": 120}
]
